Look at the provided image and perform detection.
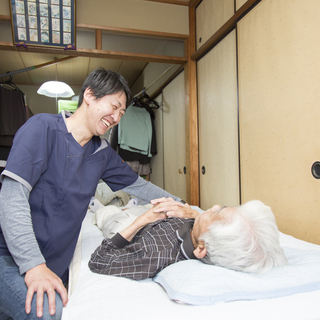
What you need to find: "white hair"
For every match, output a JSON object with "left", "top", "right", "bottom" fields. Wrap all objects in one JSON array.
[{"left": 200, "top": 200, "right": 288, "bottom": 273}]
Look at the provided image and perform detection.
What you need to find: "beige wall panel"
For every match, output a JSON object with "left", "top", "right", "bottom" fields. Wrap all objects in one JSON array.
[
  {"left": 77, "top": 0, "right": 188, "bottom": 35},
  {"left": 150, "top": 94, "right": 164, "bottom": 189},
  {"left": 0, "top": 22, "right": 12, "bottom": 42},
  {"left": 238, "top": 0, "right": 320, "bottom": 245},
  {"left": 0, "top": 2, "right": 10, "bottom": 15},
  {"left": 196, "top": 0, "right": 234, "bottom": 50},
  {"left": 102, "top": 33, "right": 185, "bottom": 57},
  {"left": 197, "top": 30, "right": 239, "bottom": 210},
  {"left": 236, "top": 0, "right": 248, "bottom": 11},
  {"left": 76, "top": 30, "right": 96, "bottom": 49},
  {"left": 162, "top": 71, "right": 187, "bottom": 200}
]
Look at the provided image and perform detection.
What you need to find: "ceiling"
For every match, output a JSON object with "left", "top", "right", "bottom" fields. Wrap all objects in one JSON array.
[
  {"left": 0, "top": 24, "right": 187, "bottom": 96},
  {"left": 0, "top": 50, "right": 149, "bottom": 89}
]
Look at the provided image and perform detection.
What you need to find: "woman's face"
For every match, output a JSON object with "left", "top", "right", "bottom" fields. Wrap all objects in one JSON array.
[{"left": 85, "top": 89, "right": 127, "bottom": 136}]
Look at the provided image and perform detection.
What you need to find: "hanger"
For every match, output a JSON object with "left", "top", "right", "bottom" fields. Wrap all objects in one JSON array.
[
  {"left": 0, "top": 74, "right": 24, "bottom": 95},
  {"left": 132, "top": 89, "right": 160, "bottom": 110}
]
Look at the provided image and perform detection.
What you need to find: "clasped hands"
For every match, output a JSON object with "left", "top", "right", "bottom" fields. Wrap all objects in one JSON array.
[
  {"left": 150, "top": 197, "right": 199, "bottom": 219},
  {"left": 137, "top": 197, "right": 197, "bottom": 227},
  {"left": 120, "top": 198, "right": 199, "bottom": 242}
]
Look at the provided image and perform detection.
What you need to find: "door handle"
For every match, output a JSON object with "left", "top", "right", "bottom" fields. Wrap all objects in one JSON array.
[{"left": 311, "top": 161, "right": 320, "bottom": 179}]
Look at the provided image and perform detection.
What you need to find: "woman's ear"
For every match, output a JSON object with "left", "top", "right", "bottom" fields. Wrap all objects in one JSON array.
[{"left": 193, "top": 241, "right": 207, "bottom": 259}]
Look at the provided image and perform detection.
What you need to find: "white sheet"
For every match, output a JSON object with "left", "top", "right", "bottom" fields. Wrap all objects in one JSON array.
[{"left": 62, "top": 210, "right": 320, "bottom": 320}]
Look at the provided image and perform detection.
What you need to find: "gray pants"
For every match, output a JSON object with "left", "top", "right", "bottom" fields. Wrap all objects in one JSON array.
[{"left": 93, "top": 204, "right": 151, "bottom": 238}]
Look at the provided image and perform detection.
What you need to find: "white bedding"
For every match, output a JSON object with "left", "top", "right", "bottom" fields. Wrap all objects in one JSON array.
[{"left": 62, "top": 209, "right": 320, "bottom": 320}]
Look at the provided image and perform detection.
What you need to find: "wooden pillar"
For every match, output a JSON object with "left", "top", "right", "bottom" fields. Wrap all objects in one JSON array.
[
  {"left": 95, "top": 29, "right": 102, "bottom": 50},
  {"left": 187, "top": 5, "right": 199, "bottom": 206}
]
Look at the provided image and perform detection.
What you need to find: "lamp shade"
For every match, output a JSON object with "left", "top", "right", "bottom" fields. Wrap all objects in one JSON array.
[{"left": 37, "top": 81, "right": 75, "bottom": 98}]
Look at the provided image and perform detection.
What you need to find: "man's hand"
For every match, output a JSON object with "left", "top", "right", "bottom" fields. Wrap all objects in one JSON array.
[
  {"left": 133, "top": 205, "right": 167, "bottom": 229},
  {"left": 151, "top": 197, "right": 199, "bottom": 219},
  {"left": 120, "top": 205, "right": 167, "bottom": 241},
  {"left": 24, "top": 263, "right": 68, "bottom": 318}
]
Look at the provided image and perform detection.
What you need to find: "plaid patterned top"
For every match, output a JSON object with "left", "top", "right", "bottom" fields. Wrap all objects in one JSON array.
[{"left": 88, "top": 218, "right": 197, "bottom": 280}]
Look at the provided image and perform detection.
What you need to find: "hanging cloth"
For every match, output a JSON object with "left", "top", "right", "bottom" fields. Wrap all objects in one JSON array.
[
  {"left": 134, "top": 99, "right": 157, "bottom": 156},
  {"left": 118, "top": 105, "right": 153, "bottom": 157}
]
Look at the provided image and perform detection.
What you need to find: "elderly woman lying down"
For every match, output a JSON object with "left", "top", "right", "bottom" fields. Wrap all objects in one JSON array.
[{"left": 88, "top": 198, "right": 287, "bottom": 280}]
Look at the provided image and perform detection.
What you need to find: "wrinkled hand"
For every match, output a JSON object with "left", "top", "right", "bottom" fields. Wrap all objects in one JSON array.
[
  {"left": 150, "top": 197, "right": 180, "bottom": 206},
  {"left": 120, "top": 204, "right": 167, "bottom": 241},
  {"left": 151, "top": 198, "right": 199, "bottom": 219},
  {"left": 134, "top": 204, "right": 167, "bottom": 229},
  {"left": 24, "top": 263, "right": 68, "bottom": 318}
]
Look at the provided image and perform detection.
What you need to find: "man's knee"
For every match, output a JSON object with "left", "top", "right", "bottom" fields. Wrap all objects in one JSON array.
[
  {"left": 0, "top": 256, "right": 63, "bottom": 320},
  {"left": 28, "top": 292, "right": 63, "bottom": 320}
]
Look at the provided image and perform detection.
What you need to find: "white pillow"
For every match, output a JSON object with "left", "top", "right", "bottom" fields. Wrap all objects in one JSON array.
[{"left": 153, "top": 247, "right": 320, "bottom": 305}]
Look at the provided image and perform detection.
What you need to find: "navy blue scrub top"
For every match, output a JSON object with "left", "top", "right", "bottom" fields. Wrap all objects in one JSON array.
[{"left": 0, "top": 112, "right": 137, "bottom": 281}]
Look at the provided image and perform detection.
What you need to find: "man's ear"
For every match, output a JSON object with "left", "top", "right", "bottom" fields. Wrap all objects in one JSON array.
[
  {"left": 83, "top": 88, "right": 93, "bottom": 105},
  {"left": 193, "top": 241, "right": 207, "bottom": 259}
]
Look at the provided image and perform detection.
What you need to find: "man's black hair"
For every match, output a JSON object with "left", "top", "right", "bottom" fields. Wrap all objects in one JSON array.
[{"left": 78, "top": 68, "right": 132, "bottom": 108}]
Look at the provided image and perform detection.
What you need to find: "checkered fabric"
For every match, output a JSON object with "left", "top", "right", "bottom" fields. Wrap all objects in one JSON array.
[{"left": 89, "top": 218, "right": 195, "bottom": 280}]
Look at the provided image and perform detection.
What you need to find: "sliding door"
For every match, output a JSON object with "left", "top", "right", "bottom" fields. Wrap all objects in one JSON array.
[
  {"left": 197, "top": 30, "right": 239, "bottom": 210},
  {"left": 162, "top": 71, "right": 187, "bottom": 200},
  {"left": 238, "top": 0, "right": 320, "bottom": 244}
]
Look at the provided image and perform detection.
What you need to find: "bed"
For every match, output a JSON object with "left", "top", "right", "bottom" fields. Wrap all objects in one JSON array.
[{"left": 62, "top": 206, "right": 320, "bottom": 320}]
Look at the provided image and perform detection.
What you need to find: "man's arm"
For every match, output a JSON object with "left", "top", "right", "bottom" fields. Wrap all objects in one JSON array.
[
  {"left": 89, "top": 206, "right": 167, "bottom": 280},
  {"left": 0, "top": 177, "right": 45, "bottom": 273},
  {"left": 88, "top": 234, "right": 170, "bottom": 280},
  {"left": 122, "top": 176, "right": 183, "bottom": 203},
  {"left": 0, "top": 176, "right": 68, "bottom": 317},
  {"left": 119, "top": 205, "right": 166, "bottom": 241}
]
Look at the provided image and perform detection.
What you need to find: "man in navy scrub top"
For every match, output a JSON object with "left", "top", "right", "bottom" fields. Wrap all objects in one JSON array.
[{"left": 0, "top": 68, "right": 183, "bottom": 320}]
